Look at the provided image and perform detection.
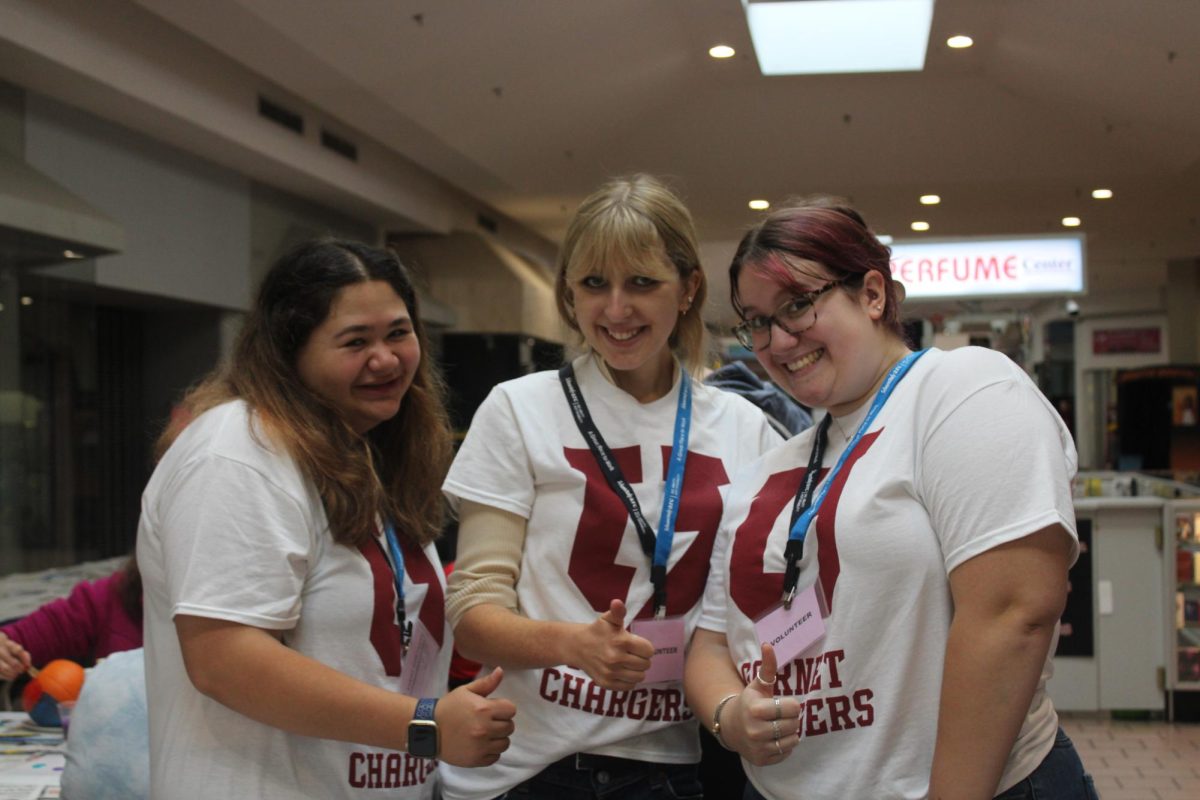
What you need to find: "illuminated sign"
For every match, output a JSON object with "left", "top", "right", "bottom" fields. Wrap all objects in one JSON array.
[
  {"left": 889, "top": 235, "right": 1085, "bottom": 300},
  {"left": 1094, "top": 328, "right": 1162, "bottom": 355}
]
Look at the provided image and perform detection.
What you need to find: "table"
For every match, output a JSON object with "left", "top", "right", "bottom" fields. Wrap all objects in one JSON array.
[{"left": 0, "top": 713, "right": 62, "bottom": 799}]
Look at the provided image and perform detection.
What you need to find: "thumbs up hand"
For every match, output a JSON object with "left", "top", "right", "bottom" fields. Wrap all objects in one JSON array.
[
  {"left": 434, "top": 667, "right": 517, "bottom": 767},
  {"left": 565, "top": 599, "right": 655, "bottom": 690},
  {"left": 724, "top": 643, "right": 804, "bottom": 766}
]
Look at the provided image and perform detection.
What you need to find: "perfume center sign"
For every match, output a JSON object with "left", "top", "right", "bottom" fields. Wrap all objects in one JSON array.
[{"left": 890, "top": 235, "right": 1084, "bottom": 300}]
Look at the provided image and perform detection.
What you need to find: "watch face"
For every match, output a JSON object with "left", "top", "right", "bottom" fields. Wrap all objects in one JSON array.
[{"left": 408, "top": 721, "right": 439, "bottom": 759}]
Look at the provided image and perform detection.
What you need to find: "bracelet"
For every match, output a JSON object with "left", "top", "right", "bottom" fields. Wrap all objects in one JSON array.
[{"left": 710, "top": 692, "right": 739, "bottom": 751}]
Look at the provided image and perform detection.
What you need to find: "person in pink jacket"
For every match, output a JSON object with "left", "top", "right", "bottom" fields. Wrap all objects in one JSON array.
[{"left": 0, "top": 559, "right": 142, "bottom": 679}]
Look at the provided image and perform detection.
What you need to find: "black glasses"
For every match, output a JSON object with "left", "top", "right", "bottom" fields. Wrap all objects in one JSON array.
[{"left": 732, "top": 280, "right": 843, "bottom": 350}]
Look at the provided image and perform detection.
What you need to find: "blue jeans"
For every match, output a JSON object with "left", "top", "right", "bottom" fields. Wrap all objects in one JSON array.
[
  {"left": 741, "top": 728, "right": 1098, "bottom": 800},
  {"left": 993, "top": 728, "right": 1099, "bottom": 799},
  {"left": 497, "top": 754, "right": 703, "bottom": 800}
]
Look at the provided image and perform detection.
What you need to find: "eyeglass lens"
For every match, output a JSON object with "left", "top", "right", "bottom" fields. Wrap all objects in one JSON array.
[{"left": 735, "top": 298, "right": 816, "bottom": 350}]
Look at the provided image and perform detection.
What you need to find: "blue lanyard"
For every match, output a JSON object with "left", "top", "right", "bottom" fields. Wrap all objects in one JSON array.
[
  {"left": 383, "top": 521, "right": 413, "bottom": 649},
  {"left": 656, "top": 373, "right": 692, "bottom": 573},
  {"left": 559, "top": 362, "right": 692, "bottom": 617},
  {"left": 781, "top": 349, "right": 927, "bottom": 606}
]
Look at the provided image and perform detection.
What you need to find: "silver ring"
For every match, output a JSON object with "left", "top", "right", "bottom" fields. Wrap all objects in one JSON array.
[
  {"left": 773, "top": 696, "right": 782, "bottom": 720},
  {"left": 771, "top": 719, "right": 782, "bottom": 741},
  {"left": 755, "top": 668, "right": 774, "bottom": 687},
  {"left": 774, "top": 738, "right": 784, "bottom": 756}
]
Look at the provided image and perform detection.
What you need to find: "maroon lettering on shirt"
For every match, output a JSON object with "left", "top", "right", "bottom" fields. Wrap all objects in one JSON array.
[
  {"left": 359, "top": 531, "right": 445, "bottom": 677},
  {"left": 737, "top": 649, "right": 875, "bottom": 739},
  {"left": 564, "top": 445, "right": 729, "bottom": 619},
  {"left": 729, "top": 431, "right": 881, "bottom": 621},
  {"left": 347, "top": 751, "right": 436, "bottom": 788},
  {"left": 537, "top": 666, "right": 693, "bottom": 723}
]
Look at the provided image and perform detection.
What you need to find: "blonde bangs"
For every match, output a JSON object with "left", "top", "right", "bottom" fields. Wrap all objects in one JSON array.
[{"left": 564, "top": 206, "right": 674, "bottom": 284}]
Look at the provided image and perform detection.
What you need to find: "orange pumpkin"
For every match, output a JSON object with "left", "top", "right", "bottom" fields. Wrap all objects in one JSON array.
[
  {"left": 21, "top": 659, "right": 85, "bottom": 727},
  {"left": 38, "top": 659, "right": 85, "bottom": 702}
]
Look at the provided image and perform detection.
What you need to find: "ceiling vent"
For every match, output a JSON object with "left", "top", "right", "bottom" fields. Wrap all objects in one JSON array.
[
  {"left": 320, "top": 129, "right": 357, "bottom": 162},
  {"left": 257, "top": 95, "right": 303, "bottom": 134}
]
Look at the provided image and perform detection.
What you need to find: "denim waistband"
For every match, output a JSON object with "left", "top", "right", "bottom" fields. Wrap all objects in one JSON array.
[{"left": 549, "top": 752, "right": 659, "bottom": 773}]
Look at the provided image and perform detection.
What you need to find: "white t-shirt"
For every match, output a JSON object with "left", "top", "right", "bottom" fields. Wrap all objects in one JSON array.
[
  {"left": 700, "top": 347, "right": 1079, "bottom": 800},
  {"left": 440, "top": 355, "right": 781, "bottom": 800},
  {"left": 137, "top": 400, "right": 452, "bottom": 800}
]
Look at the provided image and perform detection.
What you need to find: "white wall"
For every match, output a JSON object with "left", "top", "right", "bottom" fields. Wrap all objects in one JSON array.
[
  {"left": 698, "top": 238, "right": 739, "bottom": 330},
  {"left": 25, "top": 93, "right": 253, "bottom": 310}
]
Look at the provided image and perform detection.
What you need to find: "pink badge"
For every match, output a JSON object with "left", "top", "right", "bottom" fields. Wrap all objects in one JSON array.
[
  {"left": 630, "top": 616, "right": 686, "bottom": 684},
  {"left": 753, "top": 585, "right": 827, "bottom": 667},
  {"left": 399, "top": 621, "right": 439, "bottom": 697}
]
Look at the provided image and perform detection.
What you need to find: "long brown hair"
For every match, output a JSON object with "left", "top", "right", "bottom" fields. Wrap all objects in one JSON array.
[{"left": 156, "top": 239, "right": 452, "bottom": 547}]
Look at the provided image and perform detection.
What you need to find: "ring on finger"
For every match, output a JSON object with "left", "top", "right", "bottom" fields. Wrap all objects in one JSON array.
[
  {"left": 773, "top": 696, "right": 782, "bottom": 720},
  {"left": 771, "top": 719, "right": 782, "bottom": 741},
  {"left": 774, "top": 738, "right": 784, "bottom": 756},
  {"left": 755, "top": 668, "right": 775, "bottom": 687}
]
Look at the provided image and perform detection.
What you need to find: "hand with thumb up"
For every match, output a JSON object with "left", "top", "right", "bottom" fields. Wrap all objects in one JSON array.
[
  {"left": 565, "top": 598, "right": 655, "bottom": 691},
  {"left": 432, "top": 666, "right": 517, "bottom": 767},
  {"left": 724, "top": 643, "right": 804, "bottom": 766}
]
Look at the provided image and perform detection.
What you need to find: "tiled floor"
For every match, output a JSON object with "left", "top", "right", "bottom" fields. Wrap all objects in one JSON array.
[{"left": 1062, "top": 712, "right": 1200, "bottom": 799}]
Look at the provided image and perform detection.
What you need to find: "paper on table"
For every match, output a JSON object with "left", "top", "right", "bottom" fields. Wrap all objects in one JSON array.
[{"left": 0, "top": 786, "right": 42, "bottom": 799}]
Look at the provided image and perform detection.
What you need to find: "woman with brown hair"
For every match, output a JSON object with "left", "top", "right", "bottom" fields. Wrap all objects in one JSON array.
[
  {"left": 685, "top": 202, "right": 1095, "bottom": 799},
  {"left": 137, "top": 239, "right": 515, "bottom": 799}
]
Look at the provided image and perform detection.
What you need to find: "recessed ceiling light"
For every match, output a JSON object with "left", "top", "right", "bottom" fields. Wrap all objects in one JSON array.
[
  {"left": 20, "top": 296, "right": 33, "bottom": 306},
  {"left": 911, "top": 221, "right": 930, "bottom": 232},
  {"left": 946, "top": 35, "right": 973, "bottom": 49},
  {"left": 748, "top": 199, "right": 770, "bottom": 211},
  {"left": 743, "top": 0, "right": 933, "bottom": 75},
  {"left": 709, "top": 45, "right": 736, "bottom": 59},
  {"left": 62, "top": 249, "right": 84, "bottom": 259},
  {"left": 919, "top": 194, "right": 941, "bottom": 205},
  {"left": 1092, "top": 188, "right": 1113, "bottom": 199},
  {"left": 1062, "top": 216, "right": 1082, "bottom": 227},
  {"left": 877, "top": 234, "right": 894, "bottom": 244}
]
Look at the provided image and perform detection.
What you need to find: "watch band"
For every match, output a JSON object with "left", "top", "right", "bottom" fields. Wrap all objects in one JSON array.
[
  {"left": 414, "top": 697, "right": 437, "bottom": 722},
  {"left": 408, "top": 697, "right": 440, "bottom": 759}
]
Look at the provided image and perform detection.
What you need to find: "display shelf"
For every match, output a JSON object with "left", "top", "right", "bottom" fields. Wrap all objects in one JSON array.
[
  {"left": 1178, "top": 647, "right": 1200, "bottom": 682},
  {"left": 1167, "top": 502, "right": 1200, "bottom": 719}
]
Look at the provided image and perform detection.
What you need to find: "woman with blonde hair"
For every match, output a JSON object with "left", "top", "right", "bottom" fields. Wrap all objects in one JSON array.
[
  {"left": 441, "top": 175, "right": 781, "bottom": 800},
  {"left": 138, "top": 239, "right": 515, "bottom": 799}
]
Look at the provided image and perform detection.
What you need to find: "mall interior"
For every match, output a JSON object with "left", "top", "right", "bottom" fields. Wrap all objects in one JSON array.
[{"left": 1, "top": 2, "right": 1200, "bottom": 797}]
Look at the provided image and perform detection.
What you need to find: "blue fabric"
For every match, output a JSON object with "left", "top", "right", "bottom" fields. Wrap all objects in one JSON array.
[
  {"left": 500, "top": 755, "right": 702, "bottom": 800},
  {"left": 993, "top": 728, "right": 1099, "bottom": 800},
  {"left": 704, "top": 362, "right": 812, "bottom": 437},
  {"left": 61, "top": 647, "right": 148, "bottom": 800},
  {"left": 741, "top": 727, "right": 1097, "bottom": 800}
]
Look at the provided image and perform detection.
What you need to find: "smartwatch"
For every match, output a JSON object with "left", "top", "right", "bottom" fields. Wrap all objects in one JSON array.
[{"left": 407, "top": 697, "right": 439, "bottom": 759}]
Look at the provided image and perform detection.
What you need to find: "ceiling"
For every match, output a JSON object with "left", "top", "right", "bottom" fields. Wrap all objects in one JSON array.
[{"left": 134, "top": 0, "right": 1200, "bottom": 309}]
